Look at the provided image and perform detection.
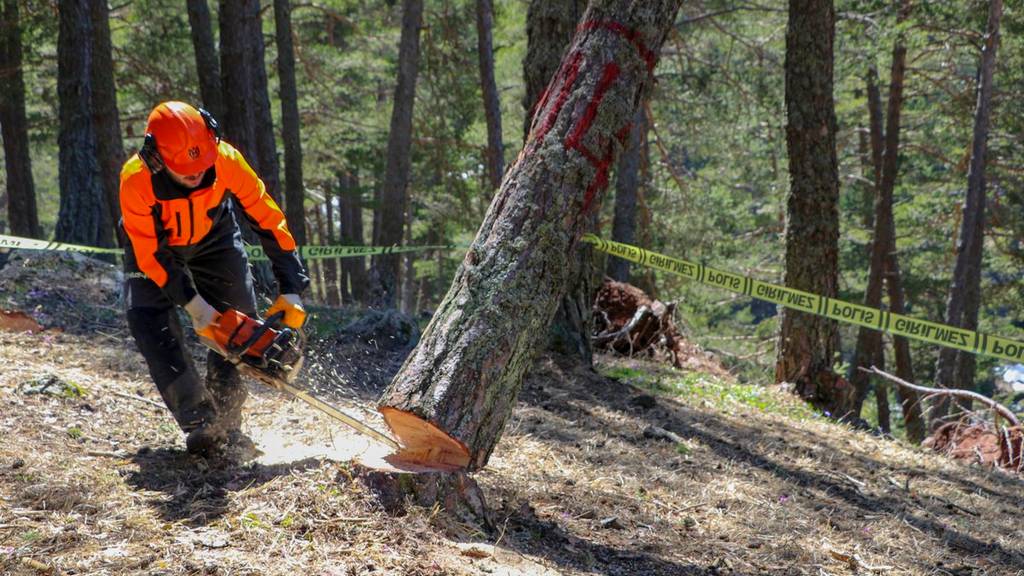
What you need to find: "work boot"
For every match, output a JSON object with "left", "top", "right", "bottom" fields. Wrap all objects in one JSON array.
[{"left": 185, "top": 420, "right": 228, "bottom": 457}]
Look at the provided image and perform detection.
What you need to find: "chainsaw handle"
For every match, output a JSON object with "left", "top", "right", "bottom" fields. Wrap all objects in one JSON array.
[{"left": 264, "top": 310, "right": 286, "bottom": 328}]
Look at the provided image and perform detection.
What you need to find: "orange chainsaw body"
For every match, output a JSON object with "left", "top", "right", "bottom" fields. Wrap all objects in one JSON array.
[{"left": 201, "top": 309, "right": 304, "bottom": 386}]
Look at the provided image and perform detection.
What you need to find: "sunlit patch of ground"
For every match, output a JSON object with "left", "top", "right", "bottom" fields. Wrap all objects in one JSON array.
[{"left": 243, "top": 392, "right": 395, "bottom": 467}]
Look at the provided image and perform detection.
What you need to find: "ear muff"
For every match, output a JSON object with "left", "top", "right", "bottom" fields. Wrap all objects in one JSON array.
[
  {"left": 199, "top": 108, "right": 221, "bottom": 142},
  {"left": 139, "top": 133, "right": 166, "bottom": 174}
]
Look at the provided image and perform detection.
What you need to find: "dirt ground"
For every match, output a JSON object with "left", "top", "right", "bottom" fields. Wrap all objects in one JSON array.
[{"left": 2, "top": 324, "right": 1024, "bottom": 576}]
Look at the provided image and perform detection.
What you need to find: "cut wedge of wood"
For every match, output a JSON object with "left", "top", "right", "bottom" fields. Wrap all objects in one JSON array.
[{"left": 379, "top": 406, "right": 471, "bottom": 471}]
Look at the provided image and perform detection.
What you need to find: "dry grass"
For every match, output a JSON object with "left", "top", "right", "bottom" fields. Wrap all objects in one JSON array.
[{"left": 2, "top": 328, "right": 1024, "bottom": 575}]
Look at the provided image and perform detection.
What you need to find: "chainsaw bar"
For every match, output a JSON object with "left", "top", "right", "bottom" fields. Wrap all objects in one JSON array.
[{"left": 236, "top": 363, "right": 401, "bottom": 450}]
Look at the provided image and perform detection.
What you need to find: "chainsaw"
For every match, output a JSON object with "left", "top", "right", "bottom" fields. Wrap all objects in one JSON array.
[
  {"left": 199, "top": 308, "right": 400, "bottom": 449},
  {"left": 201, "top": 309, "right": 305, "bottom": 388}
]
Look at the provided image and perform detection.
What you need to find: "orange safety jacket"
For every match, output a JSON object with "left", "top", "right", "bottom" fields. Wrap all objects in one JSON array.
[{"left": 119, "top": 141, "right": 307, "bottom": 306}]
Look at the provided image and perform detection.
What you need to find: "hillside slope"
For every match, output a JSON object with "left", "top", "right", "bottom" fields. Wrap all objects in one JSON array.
[
  {"left": 2, "top": 327, "right": 1024, "bottom": 575},
  {"left": 1, "top": 253, "right": 1023, "bottom": 575}
]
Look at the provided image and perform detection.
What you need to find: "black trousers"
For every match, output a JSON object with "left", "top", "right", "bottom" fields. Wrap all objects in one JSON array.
[{"left": 122, "top": 214, "right": 257, "bottom": 433}]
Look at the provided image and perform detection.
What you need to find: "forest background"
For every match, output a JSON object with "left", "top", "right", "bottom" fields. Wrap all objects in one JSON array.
[{"left": 1, "top": 0, "right": 1022, "bottom": 438}]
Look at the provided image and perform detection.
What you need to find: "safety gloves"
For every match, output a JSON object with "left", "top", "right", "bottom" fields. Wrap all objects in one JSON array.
[
  {"left": 184, "top": 294, "right": 225, "bottom": 354},
  {"left": 185, "top": 294, "right": 218, "bottom": 334},
  {"left": 266, "top": 293, "right": 306, "bottom": 329}
]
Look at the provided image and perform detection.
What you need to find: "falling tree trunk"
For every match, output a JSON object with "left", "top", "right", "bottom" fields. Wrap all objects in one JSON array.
[
  {"left": 247, "top": 0, "right": 280, "bottom": 202},
  {"left": 0, "top": 0, "right": 40, "bottom": 239},
  {"left": 187, "top": 0, "right": 225, "bottom": 121},
  {"left": 369, "top": 0, "right": 423, "bottom": 308},
  {"left": 378, "top": 0, "right": 682, "bottom": 472},
  {"left": 522, "top": 0, "right": 592, "bottom": 363},
  {"left": 274, "top": 0, "right": 307, "bottom": 247},
  {"left": 55, "top": 0, "right": 111, "bottom": 248},
  {"left": 340, "top": 171, "right": 367, "bottom": 304},
  {"left": 476, "top": 0, "right": 504, "bottom": 190},
  {"left": 776, "top": 0, "right": 845, "bottom": 416},
  {"left": 89, "top": 0, "right": 122, "bottom": 245},
  {"left": 607, "top": 105, "right": 646, "bottom": 282},
  {"left": 930, "top": 0, "right": 1002, "bottom": 428}
]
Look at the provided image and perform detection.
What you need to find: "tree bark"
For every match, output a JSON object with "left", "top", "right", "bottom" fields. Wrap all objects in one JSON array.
[
  {"left": 951, "top": 0, "right": 1004, "bottom": 410},
  {"left": 776, "top": 0, "right": 844, "bottom": 416},
  {"left": 187, "top": 0, "right": 225, "bottom": 121},
  {"left": 89, "top": 0, "right": 123, "bottom": 245},
  {"left": 369, "top": 0, "right": 423, "bottom": 308},
  {"left": 311, "top": 207, "right": 325, "bottom": 303},
  {"left": 930, "top": 0, "right": 1002, "bottom": 428},
  {"left": 218, "top": 0, "right": 256, "bottom": 158},
  {"left": 401, "top": 200, "right": 417, "bottom": 315},
  {"left": 219, "top": 0, "right": 274, "bottom": 294},
  {"left": 378, "top": 0, "right": 682, "bottom": 471},
  {"left": 274, "top": 0, "right": 307, "bottom": 247},
  {"left": 521, "top": 0, "right": 586, "bottom": 140},
  {"left": 339, "top": 170, "right": 367, "bottom": 304},
  {"left": 875, "top": 1, "right": 925, "bottom": 443},
  {"left": 850, "top": 3, "right": 907, "bottom": 421},
  {"left": 247, "top": 0, "right": 280, "bottom": 203},
  {"left": 55, "top": 0, "right": 111, "bottom": 247},
  {"left": 476, "top": 0, "right": 503, "bottom": 191},
  {"left": 607, "top": 105, "right": 646, "bottom": 282},
  {"left": 0, "top": 0, "right": 41, "bottom": 239},
  {"left": 522, "top": 0, "right": 592, "bottom": 363},
  {"left": 848, "top": 70, "right": 885, "bottom": 422}
]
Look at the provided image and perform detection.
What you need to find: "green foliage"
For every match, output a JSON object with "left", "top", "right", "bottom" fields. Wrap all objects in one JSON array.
[
  {"left": 3, "top": 0, "right": 1022, "bottom": 400},
  {"left": 601, "top": 365, "right": 820, "bottom": 421}
]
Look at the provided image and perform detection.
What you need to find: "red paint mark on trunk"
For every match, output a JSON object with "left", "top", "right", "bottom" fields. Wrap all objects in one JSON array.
[
  {"left": 615, "top": 121, "right": 633, "bottom": 144},
  {"left": 565, "top": 62, "right": 620, "bottom": 150},
  {"left": 529, "top": 50, "right": 584, "bottom": 147},
  {"left": 577, "top": 20, "right": 657, "bottom": 71},
  {"left": 565, "top": 63, "right": 621, "bottom": 214},
  {"left": 521, "top": 20, "right": 655, "bottom": 216}
]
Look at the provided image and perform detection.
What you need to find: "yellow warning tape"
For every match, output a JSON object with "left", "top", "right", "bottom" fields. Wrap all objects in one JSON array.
[
  {"left": 6, "top": 231, "right": 1021, "bottom": 363},
  {"left": 0, "top": 233, "right": 459, "bottom": 261},
  {"left": 584, "top": 234, "right": 1024, "bottom": 364}
]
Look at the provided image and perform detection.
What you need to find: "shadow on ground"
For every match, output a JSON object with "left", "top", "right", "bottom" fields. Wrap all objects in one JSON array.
[
  {"left": 125, "top": 447, "right": 322, "bottom": 526},
  {"left": 514, "top": 354, "right": 1024, "bottom": 574}
]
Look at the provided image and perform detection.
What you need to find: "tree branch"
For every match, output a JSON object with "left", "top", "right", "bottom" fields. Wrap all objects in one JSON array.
[{"left": 861, "top": 366, "right": 1020, "bottom": 427}]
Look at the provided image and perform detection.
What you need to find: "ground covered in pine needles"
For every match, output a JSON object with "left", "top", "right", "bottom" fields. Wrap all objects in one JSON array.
[{"left": 2, "top": 254, "right": 1024, "bottom": 575}]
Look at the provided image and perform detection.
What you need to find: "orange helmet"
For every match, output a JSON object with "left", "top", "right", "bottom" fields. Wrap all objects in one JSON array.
[{"left": 144, "top": 101, "right": 219, "bottom": 175}]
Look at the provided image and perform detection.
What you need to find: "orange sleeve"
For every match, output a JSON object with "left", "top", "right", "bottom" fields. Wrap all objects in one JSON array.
[
  {"left": 218, "top": 142, "right": 309, "bottom": 296},
  {"left": 220, "top": 143, "right": 296, "bottom": 250},
  {"left": 120, "top": 158, "right": 169, "bottom": 287}
]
